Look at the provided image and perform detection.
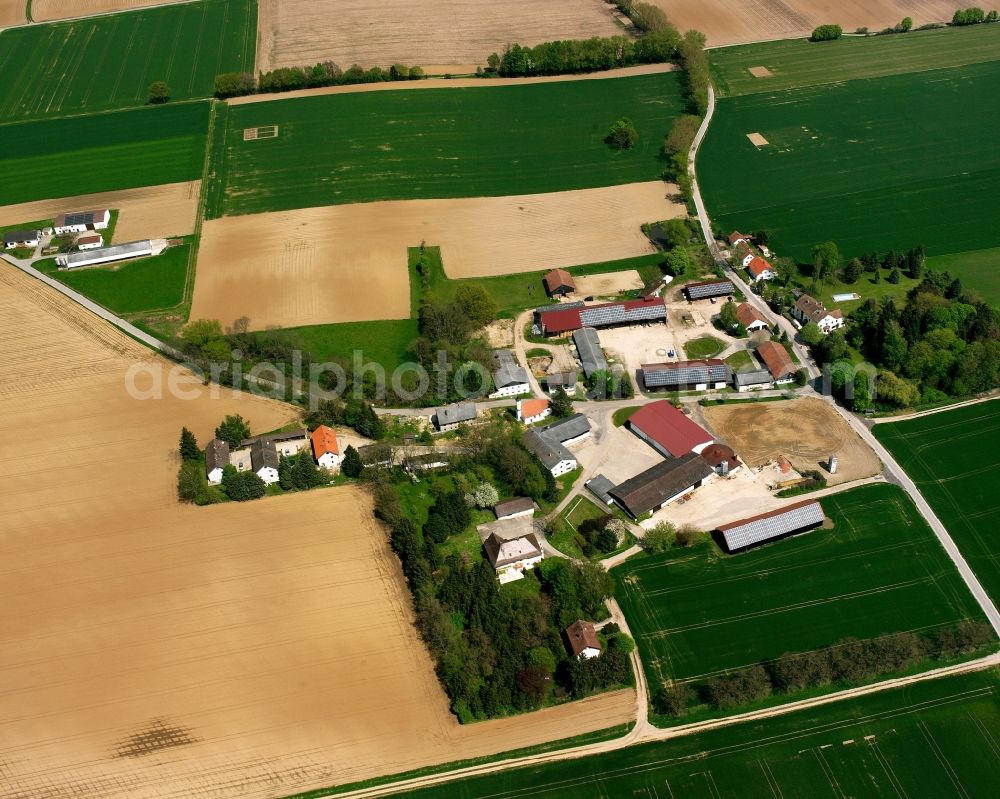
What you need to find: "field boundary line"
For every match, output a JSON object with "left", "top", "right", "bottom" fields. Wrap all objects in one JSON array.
[{"left": 870, "top": 393, "right": 1000, "bottom": 425}]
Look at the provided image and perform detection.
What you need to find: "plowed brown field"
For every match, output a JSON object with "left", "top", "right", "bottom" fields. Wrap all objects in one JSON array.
[
  {"left": 0, "top": 0, "right": 23, "bottom": 26},
  {"left": 256, "top": 0, "right": 620, "bottom": 72},
  {"left": 651, "top": 1, "right": 958, "bottom": 47},
  {"left": 0, "top": 265, "right": 634, "bottom": 798},
  {"left": 0, "top": 181, "right": 199, "bottom": 243},
  {"left": 702, "top": 397, "right": 881, "bottom": 484},
  {"left": 191, "top": 181, "right": 680, "bottom": 331},
  {"left": 31, "top": 0, "right": 185, "bottom": 22}
]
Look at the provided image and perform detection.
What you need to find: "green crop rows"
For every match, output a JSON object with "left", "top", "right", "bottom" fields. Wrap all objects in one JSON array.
[
  {"left": 209, "top": 71, "right": 685, "bottom": 217},
  {"left": 875, "top": 400, "right": 1000, "bottom": 605},
  {"left": 395, "top": 669, "right": 1000, "bottom": 799},
  {"left": 0, "top": 101, "right": 210, "bottom": 205},
  {"left": 0, "top": 0, "right": 256, "bottom": 122},
  {"left": 615, "top": 485, "right": 985, "bottom": 690},
  {"left": 710, "top": 23, "right": 1000, "bottom": 97},
  {"left": 699, "top": 34, "right": 1000, "bottom": 268}
]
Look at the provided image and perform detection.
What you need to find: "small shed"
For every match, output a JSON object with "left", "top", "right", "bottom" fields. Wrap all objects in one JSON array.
[{"left": 543, "top": 268, "right": 576, "bottom": 297}]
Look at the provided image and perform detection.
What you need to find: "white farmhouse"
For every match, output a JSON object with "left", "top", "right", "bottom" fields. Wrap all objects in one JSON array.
[
  {"left": 793, "top": 294, "right": 845, "bottom": 333},
  {"left": 516, "top": 397, "right": 551, "bottom": 425},
  {"left": 483, "top": 532, "right": 544, "bottom": 583},
  {"left": 489, "top": 349, "right": 531, "bottom": 398},
  {"left": 746, "top": 256, "right": 776, "bottom": 283},
  {"left": 54, "top": 209, "right": 110, "bottom": 234},
  {"left": 250, "top": 440, "right": 280, "bottom": 484},
  {"left": 77, "top": 234, "right": 104, "bottom": 250},
  {"left": 311, "top": 424, "right": 343, "bottom": 471},
  {"left": 3, "top": 229, "right": 40, "bottom": 249},
  {"left": 565, "top": 620, "right": 602, "bottom": 660}
]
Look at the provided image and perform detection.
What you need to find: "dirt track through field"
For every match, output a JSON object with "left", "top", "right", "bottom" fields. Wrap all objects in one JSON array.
[
  {"left": 191, "top": 182, "right": 681, "bottom": 331},
  {"left": 0, "top": 181, "right": 200, "bottom": 243},
  {"left": 651, "top": 1, "right": 960, "bottom": 47},
  {"left": 256, "top": 0, "right": 620, "bottom": 72},
  {"left": 0, "top": 264, "right": 634, "bottom": 798},
  {"left": 228, "top": 63, "right": 677, "bottom": 105},
  {"left": 702, "top": 397, "right": 881, "bottom": 484},
  {"left": 31, "top": 0, "right": 186, "bottom": 22}
]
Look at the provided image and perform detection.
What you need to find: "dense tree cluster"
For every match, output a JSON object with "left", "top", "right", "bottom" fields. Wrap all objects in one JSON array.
[
  {"left": 676, "top": 30, "right": 709, "bottom": 115},
  {"left": 610, "top": 1, "right": 673, "bottom": 33},
  {"left": 214, "top": 61, "right": 425, "bottom": 98},
  {"left": 369, "top": 462, "right": 632, "bottom": 720},
  {"left": 304, "top": 397, "right": 387, "bottom": 440},
  {"left": 278, "top": 450, "right": 326, "bottom": 491},
  {"left": 571, "top": 515, "right": 627, "bottom": 557},
  {"left": 810, "top": 270, "right": 1000, "bottom": 406},
  {"left": 654, "top": 622, "right": 994, "bottom": 717},
  {"left": 810, "top": 24, "right": 843, "bottom": 41},
  {"left": 952, "top": 7, "right": 999, "bottom": 25}
]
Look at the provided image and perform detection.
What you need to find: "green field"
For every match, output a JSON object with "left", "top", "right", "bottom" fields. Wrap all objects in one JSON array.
[
  {"left": 0, "top": 101, "right": 210, "bottom": 205},
  {"left": 0, "top": 0, "right": 256, "bottom": 122},
  {"left": 393, "top": 668, "right": 1000, "bottom": 799},
  {"left": 875, "top": 400, "right": 1000, "bottom": 605},
  {"left": 699, "top": 44, "right": 1000, "bottom": 267},
  {"left": 928, "top": 246, "right": 1000, "bottom": 305},
  {"left": 710, "top": 24, "right": 1000, "bottom": 97},
  {"left": 34, "top": 238, "right": 193, "bottom": 315},
  {"left": 209, "top": 71, "right": 685, "bottom": 217},
  {"left": 616, "top": 485, "right": 985, "bottom": 691}
]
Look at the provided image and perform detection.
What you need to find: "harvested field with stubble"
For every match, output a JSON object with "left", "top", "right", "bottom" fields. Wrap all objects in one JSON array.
[
  {"left": 0, "top": 0, "right": 23, "bottom": 26},
  {"left": 651, "top": 0, "right": 958, "bottom": 47},
  {"left": 0, "top": 265, "right": 634, "bottom": 799},
  {"left": 255, "top": 0, "right": 619, "bottom": 73},
  {"left": 191, "top": 182, "right": 679, "bottom": 330},
  {"left": 0, "top": 181, "right": 199, "bottom": 242},
  {"left": 31, "top": 0, "right": 185, "bottom": 22},
  {"left": 702, "top": 397, "right": 881, "bottom": 484}
]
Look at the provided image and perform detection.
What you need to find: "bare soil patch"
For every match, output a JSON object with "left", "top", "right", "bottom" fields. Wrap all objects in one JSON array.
[
  {"left": 191, "top": 182, "right": 681, "bottom": 330},
  {"left": 0, "top": 264, "right": 634, "bottom": 799},
  {"left": 747, "top": 132, "right": 769, "bottom": 147},
  {"left": 256, "top": 0, "right": 620, "bottom": 73},
  {"left": 0, "top": 0, "right": 23, "bottom": 26},
  {"left": 31, "top": 0, "right": 185, "bottom": 22},
  {"left": 574, "top": 270, "right": 644, "bottom": 298},
  {"left": 702, "top": 397, "right": 881, "bottom": 484},
  {"left": 228, "top": 62, "right": 676, "bottom": 105},
  {"left": 748, "top": 65, "right": 773, "bottom": 78},
  {"left": 0, "top": 181, "right": 199, "bottom": 243},
  {"left": 481, "top": 318, "right": 515, "bottom": 348},
  {"left": 648, "top": 1, "right": 958, "bottom": 47}
]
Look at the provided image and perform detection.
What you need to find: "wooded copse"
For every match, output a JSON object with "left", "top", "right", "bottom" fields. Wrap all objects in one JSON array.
[{"left": 367, "top": 426, "right": 634, "bottom": 721}]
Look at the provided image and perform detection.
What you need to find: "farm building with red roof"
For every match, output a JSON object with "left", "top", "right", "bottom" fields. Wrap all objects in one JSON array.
[{"left": 627, "top": 400, "right": 713, "bottom": 458}]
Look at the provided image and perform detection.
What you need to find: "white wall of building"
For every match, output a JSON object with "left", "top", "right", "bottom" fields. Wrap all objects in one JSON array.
[
  {"left": 257, "top": 466, "right": 280, "bottom": 485},
  {"left": 317, "top": 451, "right": 343, "bottom": 470}
]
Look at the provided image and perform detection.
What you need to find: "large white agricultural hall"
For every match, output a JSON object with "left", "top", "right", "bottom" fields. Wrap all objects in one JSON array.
[{"left": 57, "top": 240, "right": 154, "bottom": 270}]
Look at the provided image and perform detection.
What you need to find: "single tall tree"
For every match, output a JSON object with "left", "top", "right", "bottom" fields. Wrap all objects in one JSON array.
[
  {"left": 342, "top": 445, "right": 363, "bottom": 477},
  {"left": 215, "top": 414, "right": 250, "bottom": 448},
  {"left": 179, "top": 427, "right": 200, "bottom": 461}
]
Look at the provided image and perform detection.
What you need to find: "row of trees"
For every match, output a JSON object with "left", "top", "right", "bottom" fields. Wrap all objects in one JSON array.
[
  {"left": 655, "top": 621, "right": 994, "bottom": 717},
  {"left": 214, "top": 61, "right": 425, "bottom": 98},
  {"left": 952, "top": 7, "right": 999, "bottom": 25},
  {"left": 489, "top": 29, "right": 680, "bottom": 78},
  {"left": 810, "top": 241, "right": 926, "bottom": 286},
  {"left": 610, "top": 0, "right": 672, "bottom": 33}
]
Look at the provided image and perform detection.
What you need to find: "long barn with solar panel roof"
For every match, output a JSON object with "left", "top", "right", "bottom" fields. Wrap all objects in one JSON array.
[
  {"left": 716, "top": 499, "right": 825, "bottom": 553},
  {"left": 684, "top": 279, "right": 734, "bottom": 302},
  {"left": 641, "top": 360, "right": 732, "bottom": 391}
]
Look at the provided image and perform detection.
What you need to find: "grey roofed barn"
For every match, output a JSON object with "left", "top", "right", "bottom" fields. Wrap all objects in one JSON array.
[
  {"left": 540, "top": 413, "right": 590, "bottom": 443},
  {"left": 684, "top": 279, "right": 734, "bottom": 300},
  {"left": 523, "top": 428, "right": 575, "bottom": 472},
  {"left": 545, "top": 371, "right": 578, "bottom": 389},
  {"left": 3, "top": 229, "right": 38, "bottom": 246},
  {"left": 586, "top": 474, "right": 616, "bottom": 505},
  {"left": 573, "top": 327, "right": 608, "bottom": 378},
  {"left": 241, "top": 428, "right": 308, "bottom": 447},
  {"left": 492, "top": 349, "right": 529, "bottom": 389},
  {"left": 609, "top": 453, "right": 714, "bottom": 518},
  {"left": 717, "top": 499, "right": 825, "bottom": 552},
  {"left": 733, "top": 368, "right": 774, "bottom": 390},
  {"left": 642, "top": 360, "right": 732, "bottom": 389},
  {"left": 494, "top": 497, "right": 536, "bottom": 519},
  {"left": 436, "top": 403, "right": 477, "bottom": 427}
]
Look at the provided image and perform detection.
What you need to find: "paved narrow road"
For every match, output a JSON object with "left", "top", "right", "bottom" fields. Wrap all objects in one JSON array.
[{"left": 1, "top": 255, "right": 179, "bottom": 357}]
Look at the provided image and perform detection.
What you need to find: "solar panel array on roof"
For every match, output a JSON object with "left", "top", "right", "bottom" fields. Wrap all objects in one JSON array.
[
  {"left": 686, "top": 281, "right": 734, "bottom": 300},
  {"left": 580, "top": 304, "right": 627, "bottom": 327},
  {"left": 643, "top": 362, "right": 731, "bottom": 388},
  {"left": 64, "top": 211, "right": 96, "bottom": 226},
  {"left": 623, "top": 303, "right": 668, "bottom": 323},
  {"left": 720, "top": 501, "right": 824, "bottom": 552}
]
